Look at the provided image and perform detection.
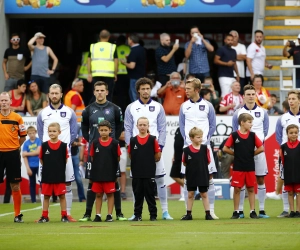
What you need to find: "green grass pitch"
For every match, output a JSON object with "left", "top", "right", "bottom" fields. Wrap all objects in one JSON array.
[{"left": 0, "top": 199, "right": 300, "bottom": 250}]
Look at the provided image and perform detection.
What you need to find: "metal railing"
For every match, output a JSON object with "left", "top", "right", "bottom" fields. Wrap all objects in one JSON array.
[{"left": 279, "top": 65, "right": 300, "bottom": 104}]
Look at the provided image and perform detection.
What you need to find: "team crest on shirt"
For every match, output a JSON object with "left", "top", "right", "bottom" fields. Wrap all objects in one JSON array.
[
  {"left": 149, "top": 106, "right": 155, "bottom": 112},
  {"left": 255, "top": 112, "right": 260, "bottom": 117},
  {"left": 11, "top": 126, "right": 16, "bottom": 132},
  {"left": 105, "top": 109, "right": 110, "bottom": 115},
  {"left": 199, "top": 105, "right": 205, "bottom": 111},
  {"left": 60, "top": 112, "right": 66, "bottom": 117}
]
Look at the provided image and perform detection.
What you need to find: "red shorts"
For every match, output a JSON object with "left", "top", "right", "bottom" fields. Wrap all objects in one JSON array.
[
  {"left": 284, "top": 183, "right": 300, "bottom": 192},
  {"left": 92, "top": 181, "right": 116, "bottom": 194},
  {"left": 42, "top": 183, "right": 66, "bottom": 196},
  {"left": 231, "top": 171, "right": 256, "bottom": 188}
]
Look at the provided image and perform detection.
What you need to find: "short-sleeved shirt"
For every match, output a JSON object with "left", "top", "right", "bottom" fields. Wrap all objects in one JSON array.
[
  {"left": 0, "top": 111, "right": 27, "bottom": 151},
  {"left": 39, "top": 140, "right": 69, "bottom": 159},
  {"left": 127, "top": 45, "right": 146, "bottom": 79},
  {"left": 90, "top": 137, "right": 121, "bottom": 157},
  {"left": 23, "top": 138, "right": 42, "bottom": 167},
  {"left": 231, "top": 43, "right": 247, "bottom": 78},
  {"left": 159, "top": 86, "right": 187, "bottom": 115},
  {"left": 155, "top": 45, "right": 177, "bottom": 75},
  {"left": 225, "top": 130, "right": 262, "bottom": 149},
  {"left": 216, "top": 45, "right": 237, "bottom": 77},
  {"left": 26, "top": 92, "right": 47, "bottom": 112},
  {"left": 246, "top": 42, "right": 266, "bottom": 76},
  {"left": 288, "top": 45, "right": 300, "bottom": 79},
  {"left": 185, "top": 40, "right": 210, "bottom": 74},
  {"left": 3, "top": 47, "right": 31, "bottom": 79},
  {"left": 127, "top": 134, "right": 160, "bottom": 154}
]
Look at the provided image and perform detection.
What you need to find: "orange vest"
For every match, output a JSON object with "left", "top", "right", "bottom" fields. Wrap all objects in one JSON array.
[
  {"left": 255, "top": 87, "right": 270, "bottom": 110},
  {"left": 64, "top": 90, "right": 85, "bottom": 122}
]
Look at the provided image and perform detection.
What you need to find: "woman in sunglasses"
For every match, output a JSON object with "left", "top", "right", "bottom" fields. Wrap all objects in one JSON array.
[{"left": 26, "top": 80, "right": 48, "bottom": 116}]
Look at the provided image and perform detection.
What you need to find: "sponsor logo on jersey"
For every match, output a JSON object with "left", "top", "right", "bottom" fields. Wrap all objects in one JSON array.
[
  {"left": 255, "top": 112, "right": 260, "bottom": 118},
  {"left": 199, "top": 105, "right": 205, "bottom": 111},
  {"left": 235, "top": 138, "right": 240, "bottom": 143},
  {"left": 136, "top": 108, "right": 141, "bottom": 112},
  {"left": 149, "top": 106, "right": 155, "bottom": 112},
  {"left": 93, "top": 110, "right": 98, "bottom": 114},
  {"left": 45, "top": 150, "right": 50, "bottom": 154},
  {"left": 186, "top": 107, "right": 191, "bottom": 110},
  {"left": 47, "top": 113, "right": 52, "bottom": 117},
  {"left": 105, "top": 109, "right": 110, "bottom": 115},
  {"left": 96, "top": 148, "right": 99, "bottom": 152},
  {"left": 134, "top": 145, "right": 138, "bottom": 149},
  {"left": 60, "top": 112, "right": 66, "bottom": 117}
]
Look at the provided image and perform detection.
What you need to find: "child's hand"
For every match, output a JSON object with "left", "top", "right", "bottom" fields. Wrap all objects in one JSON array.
[
  {"left": 27, "top": 168, "right": 32, "bottom": 176},
  {"left": 22, "top": 152, "right": 28, "bottom": 157}
]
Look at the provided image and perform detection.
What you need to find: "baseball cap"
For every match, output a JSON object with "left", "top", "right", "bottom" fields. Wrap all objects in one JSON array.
[{"left": 35, "top": 32, "right": 46, "bottom": 38}]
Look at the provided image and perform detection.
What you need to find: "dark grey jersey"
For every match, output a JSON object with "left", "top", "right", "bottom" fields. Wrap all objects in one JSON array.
[{"left": 81, "top": 101, "right": 123, "bottom": 144}]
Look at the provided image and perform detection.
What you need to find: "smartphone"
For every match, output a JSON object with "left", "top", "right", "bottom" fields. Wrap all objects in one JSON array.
[
  {"left": 175, "top": 39, "right": 179, "bottom": 44},
  {"left": 202, "top": 84, "right": 210, "bottom": 88}
]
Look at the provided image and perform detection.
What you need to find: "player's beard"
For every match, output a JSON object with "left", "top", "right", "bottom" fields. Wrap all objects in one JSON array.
[{"left": 50, "top": 98, "right": 61, "bottom": 105}]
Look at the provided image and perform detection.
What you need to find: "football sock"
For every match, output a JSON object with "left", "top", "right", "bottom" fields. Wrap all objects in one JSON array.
[
  {"left": 205, "top": 210, "right": 210, "bottom": 215},
  {"left": 187, "top": 210, "right": 191, "bottom": 215},
  {"left": 257, "top": 184, "right": 266, "bottom": 211},
  {"left": 42, "top": 210, "right": 49, "bottom": 218},
  {"left": 180, "top": 185, "right": 185, "bottom": 199},
  {"left": 156, "top": 176, "right": 168, "bottom": 213},
  {"left": 86, "top": 183, "right": 95, "bottom": 216},
  {"left": 12, "top": 190, "right": 22, "bottom": 216},
  {"left": 282, "top": 189, "right": 289, "bottom": 212},
  {"left": 40, "top": 194, "right": 44, "bottom": 210},
  {"left": 239, "top": 186, "right": 246, "bottom": 211},
  {"left": 61, "top": 210, "right": 67, "bottom": 217},
  {"left": 183, "top": 184, "right": 188, "bottom": 209},
  {"left": 208, "top": 179, "right": 215, "bottom": 212},
  {"left": 66, "top": 185, "right": 73, "bottom": 216},
  {"left": 114, "top": 182, "right": 122, "bottom": 215}
]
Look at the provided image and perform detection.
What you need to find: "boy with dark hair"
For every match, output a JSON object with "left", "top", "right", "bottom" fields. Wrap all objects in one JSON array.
[
  {"left": 38, "top": 122, "right": 69, "bottom": 223},
  {"left": 128, "top": 117, "right": 161, "bottom": 221},
  {"left": 181, "top": 127, "right": 213, "bottom": 221},
  {"left": 224, "top": 113, "right": 264, "bottom": 219},
  {"left": 280, "top": 124, "right": 300, "bottom": 217},
  {"left": 22, "top": 126, "right": 41, "bottom": 203},
  {"left": 90, "top": 120, "right": 121, "bottom": 222}
]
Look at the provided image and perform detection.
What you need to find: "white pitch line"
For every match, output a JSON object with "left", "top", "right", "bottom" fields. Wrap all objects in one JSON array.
[
  {"left": 0, "top": 204, "right": 59, "bottom": 217},
  {"left": 179, "top": 232, "right": 300, "bottom": 235}
]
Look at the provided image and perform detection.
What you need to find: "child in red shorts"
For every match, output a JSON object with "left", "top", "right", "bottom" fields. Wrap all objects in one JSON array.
[
  {"left": 280, "top": 124, "right": 300, "bottom": 218},
  {"left": 223, "top": 113, "right": 264, "bottom": 219},
  {"left": 90, "top": 120, "right": 121, "bottom": 222},
  {"left": 38, "top": 122, "right": 69, "bottom": 223}
]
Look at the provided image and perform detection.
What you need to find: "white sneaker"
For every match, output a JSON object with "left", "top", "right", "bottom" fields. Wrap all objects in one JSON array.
[
  {"left": 178, "top": 197, "right": 185, "bottom": 201},
  {"left": 210, "top": 212, "right": 219, "bottom": 220},
  {"left": 266, "top": 191, "right": 281, "bottom": 200}
]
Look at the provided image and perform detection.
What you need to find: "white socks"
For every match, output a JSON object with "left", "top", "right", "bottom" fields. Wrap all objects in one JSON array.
[
  {"left": 208, "top": 179, "right": 215, "bottom": 212},
  {"left": 282, "top": 189, "right": 289, "bottom": 212},
  {"left": 66, "top": 184, "right": 73, "bottom": 216},
  {"left": 156, "top": 177, "right": 168, "bottom": 213},
  {"left": 257, "top": 184, "right": 266, "bottom": 211},
  {"left": 239, "top": 186, "right": 246, "bottom": 211}
]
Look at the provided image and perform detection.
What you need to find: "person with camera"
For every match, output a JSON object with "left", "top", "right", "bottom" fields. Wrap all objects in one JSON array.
[
  {"left": 184, "top": 26, "right": 214, "bottom": 83},
  {"left": 283, "top": 34, "right": 300, "bottom": 88},
  {"left": 157, "top": 71, "right": 187, "bottom": 115}
]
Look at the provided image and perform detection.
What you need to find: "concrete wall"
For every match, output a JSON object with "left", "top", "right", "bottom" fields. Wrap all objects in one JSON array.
[
  {"left": 252, "top": 0, "right": 266, "bottom": 39},
  {"left": 0, "top": 0, "right": 9, "bottom": 91}
]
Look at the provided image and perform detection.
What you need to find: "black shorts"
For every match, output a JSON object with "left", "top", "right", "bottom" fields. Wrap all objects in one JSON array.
[
  {"left": 170, "top": 162, "right": 183, "bottom": 179},
  {"left": 0, "top": 149, "right": 22, "bottom": 183},
  {"left": 187, "top": 186, "right": 208, "bottom": 193}
]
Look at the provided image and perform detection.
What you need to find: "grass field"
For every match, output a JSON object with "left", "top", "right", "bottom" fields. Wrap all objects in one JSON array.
[{"left": 0, "top": 199, "right": 300, "bottom": 250}]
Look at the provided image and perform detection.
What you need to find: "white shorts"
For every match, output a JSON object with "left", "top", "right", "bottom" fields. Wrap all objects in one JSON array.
[
  {"left": 254, "top": 152, "right": 268, "bottom": 176},
  {"left": 119, "top": 147, "right": 127, "bottom": 172},
  {"left": 155, "top": 154, "right": 166, "bottom": 176},
  {"left": 39, "top": 152, "right": 75, "bottom": 183},
  {"left": 219, "top": 77, "right": 236, "bottom": 97},
  {"left": 180, "top": 145, "right": 217, "bottom": 174}
]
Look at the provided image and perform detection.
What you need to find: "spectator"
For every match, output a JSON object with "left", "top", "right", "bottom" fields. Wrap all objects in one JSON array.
[
  {"left": 185, "top": 26, "right": 214, "bottom": 83},
  {"left": 252, "top": 74, "right": 270, "bottom": 109},
  {"left": 203, "top": 76, "right": 220, "bottom": 108},
  {"left": 214, "top": 34, "right": 239, "bottom": 97},
  {"left": 230, "top": 30, "right": 247, "bottom": 94},
  {"left": 8, "top": 79, "right": 27, "bottom": 116},
  {"left": 268, "top": 94, "right": 284, "bottom": 115},
  {"left": 219, "top": 81, "right": 243, "bottom": 115},
  {"left": 26, "top": 80, "right": 47, "bottom": 116},
  {"left": 87, "top": 29, "right": 118, "bottom": 102},
  {"left": 28, "top": 32, "right": 58, "bottom": 94},
  {"left": 200, "top": 88, "right": 212, "bottom": 102},
  {"left": 64, "top": 78, "right": 85, "bottom": 122},
  {"left": 246, "top": 30, "right": 272, "bottom": 83},
  {"left": 155, "top": 33, "right": 179, "bottom": 86},
  {"left": 157, "top": 71, "right": 187, "bottom": 115},
  {"left": 115, "top": 35, "right": 130, "bottom": 113},
  {"left": 2, "top": 33, "right": 31, "bottom": 91},
  {"left": 121, "top": 34, "right": 146, "bottom": 102},
  {"left": 282, "top": 100, "right": 290, "bottom": 113},
  {"left": 282, "top": 34, "right": 300, "bottom": 88},
  {"left": 185, "top": 73, "right": 195, "bottom": 81}
]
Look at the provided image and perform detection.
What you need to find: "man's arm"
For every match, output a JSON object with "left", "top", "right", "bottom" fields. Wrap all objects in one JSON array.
[
  {"left": 81, "top": 108, "right": 90, "bottom": 142},
  {"left": 114, "top": 58, "right": 118, "bottom": 81},
  {"left": 114, "top": 106, "right": 124, "bottom": 140},
  {"left": 123, "top": 61, "right": 136, "bottom": 69},
  {"left": 48, "top": 47, "right": 58, "bottom": 73},
  {"left": 214, "top": 54, "right": 235, "bottom": 67},
  {"left": 232, "top": 111, "right": 239, "bottom": 132},
  {"left": 263, "top": 110, "right": 269, "bottom": 138},
  {"left": 233, "top": 63, "right": 240, "bottom": 82},
  {"left": 160, "top": 44, "right": 179, "bottom": 63},
  {"left": 37, "top": 111, "right": 44, "bottom": 140},
  {"left": 179, "top": 105, "right": 186, "bottom": 142},
  {"left": 87, "top": 56, "right": 92, "bottom": 83},
  {"left": 69, "top": 109, "right": 78, "bottom": 144},
  {"left": 202, "top": 38, "right": 214, "bottom": 52},
  {"left": 275, "top": 117, "right": 283, "bottom": 145},
  {"left": 124, "top": 104, "right": 134, "bottom": 145},
  {"left": 207, "top": 103, "right": 216, "bottom": 141},
  {"left": 157, "top": 81, "right": 171, "bottom": 97},
  {"left": 157, "top": 105, "right": 167, "bottom": 147},
  {"left": 28, "top": 35, "right": 37, "bottom": 51},
  {"left": 2, "top": 58, "right": 9, "bottom": 80},
  {"left": 283, "top": 41, "right": 291, "bottom": 57},
  {"left": 19, "top": 136, "right": 26, "bottom": 147}
]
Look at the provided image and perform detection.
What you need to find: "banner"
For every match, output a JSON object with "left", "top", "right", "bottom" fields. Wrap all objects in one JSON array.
[
  {"left": 6, "top": 0, "right": 254, "bottom": 14},
  {"left": 0, "top": 115, "right": 279, "bottom": 195}
]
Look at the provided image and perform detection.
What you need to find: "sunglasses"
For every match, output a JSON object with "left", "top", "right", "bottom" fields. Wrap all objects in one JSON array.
[
  {"left": 11, "top": 38, "right": 20, "bottom": 42},
  {"left": 28, "top": 80, "right": 37, "bottom": 85}
]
